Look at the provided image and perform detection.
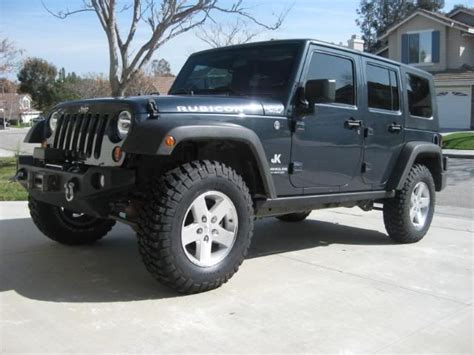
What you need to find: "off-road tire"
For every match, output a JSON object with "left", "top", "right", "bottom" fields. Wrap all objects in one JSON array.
[
  {"left": 276, "top": 211, "right": 312, "bottom": 222},
  {"left": 137, "top": 160, "right": 254, "bottom": 294},
  {"left": 28, "top": 196, "right": 116, "bottom": 245},
  {"left": 383, "top": 164, "right": 435, "bottom": 243}
]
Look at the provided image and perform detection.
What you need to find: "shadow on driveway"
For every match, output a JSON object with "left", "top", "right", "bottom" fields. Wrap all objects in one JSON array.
[{"left": 0, "top": 216, "right": 390, "bottom": 303}]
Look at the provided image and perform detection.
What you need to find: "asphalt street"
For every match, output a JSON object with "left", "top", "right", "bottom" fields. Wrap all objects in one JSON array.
[{"left": 0, "top": 128, "right": 32, "bottom": 157}]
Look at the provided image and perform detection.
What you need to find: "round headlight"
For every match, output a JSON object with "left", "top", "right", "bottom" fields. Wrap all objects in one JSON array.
[
  {"left": 117, "top": 110, "right": 132, "bottom": 138},
  {"left": 49, "top": 112, "right": 60, "bottom": 131}
]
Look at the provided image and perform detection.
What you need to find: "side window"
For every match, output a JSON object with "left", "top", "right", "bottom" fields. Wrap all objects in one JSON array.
[
  {"left": 367, "top": 64, "right": 400, "bottom": 111},
  {"left": 406, "top": 74, "right": 433, "bottom": 118},
  {"left": 306, "top": 52, "right": 355, "bottom": 106}
]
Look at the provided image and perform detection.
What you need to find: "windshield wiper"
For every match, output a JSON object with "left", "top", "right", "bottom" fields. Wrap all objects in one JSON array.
[{"left": 171, "top": 89, "right": 195, "bottom": 95}]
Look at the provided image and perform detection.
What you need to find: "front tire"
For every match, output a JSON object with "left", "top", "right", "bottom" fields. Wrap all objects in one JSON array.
[
  {"left": 28, "top": 197, "right": 116, "bottom": 245},
  {"left": 137, "top": 160, "right": 254, "bottom": 294},
  {"left": 383, "top": 164, "right": 435, "bottom": 243}
]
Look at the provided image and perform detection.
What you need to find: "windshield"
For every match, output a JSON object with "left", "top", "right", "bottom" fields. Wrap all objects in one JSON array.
[{"left": 170, "top": 43, "right": 302, "bottom": 101}]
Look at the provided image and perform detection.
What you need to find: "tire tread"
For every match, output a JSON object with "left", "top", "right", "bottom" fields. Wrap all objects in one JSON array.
[{"left": 137, "top": 160, "right": 254, "bottom": 294}]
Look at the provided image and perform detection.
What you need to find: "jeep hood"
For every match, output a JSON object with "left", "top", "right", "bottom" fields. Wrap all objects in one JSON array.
[{"left": 52, "top": 95, "right": 286, "bottom": 117}]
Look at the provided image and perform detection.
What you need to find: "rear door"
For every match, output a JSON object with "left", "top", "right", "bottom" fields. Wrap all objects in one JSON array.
[{"left": 361, "top": 59, "right": 405, "bottom": 189}]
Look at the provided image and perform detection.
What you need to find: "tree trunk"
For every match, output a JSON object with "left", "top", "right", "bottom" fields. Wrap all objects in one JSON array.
[{"left": 110, "top": 79, "right": 126, "bottom": 97}]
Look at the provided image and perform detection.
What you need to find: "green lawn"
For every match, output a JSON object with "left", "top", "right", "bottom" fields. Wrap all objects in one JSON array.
[
  {"left": 0, "top": 158, "right": 27, "bottom": 201},
  {"left": 443, "top": 132, "right": 474, "bottom": 150}
]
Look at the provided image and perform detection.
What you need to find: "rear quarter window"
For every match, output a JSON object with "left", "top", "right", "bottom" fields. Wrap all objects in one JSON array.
[{"left": 406, "top": 74, "right": 433, "bottom": 118}]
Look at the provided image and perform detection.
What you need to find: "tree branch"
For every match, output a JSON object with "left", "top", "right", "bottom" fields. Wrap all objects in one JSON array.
[{"left": 45, "top": 0, "right": 291, "bottom": 96}]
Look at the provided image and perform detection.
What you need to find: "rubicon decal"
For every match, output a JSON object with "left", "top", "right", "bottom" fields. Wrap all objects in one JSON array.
[{"left": 176, "top": 104, "right": 261, "bottom": 114}]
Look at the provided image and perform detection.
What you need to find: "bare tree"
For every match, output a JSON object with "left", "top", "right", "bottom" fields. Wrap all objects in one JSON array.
[
  {"left": 44, "top": 0, "right": 287, "bottom": 96},
  {"left": 0, "top": 38, "right": 24, "bottom": 75},
  {"left": 126, "top": 70, "right": 159, "bottom": 95},
  {"left": 196, "top": 19, "right": 262, "bottom": 48},
  {"left": 62, "top": 73, "right": 112, "bottom": 99}
]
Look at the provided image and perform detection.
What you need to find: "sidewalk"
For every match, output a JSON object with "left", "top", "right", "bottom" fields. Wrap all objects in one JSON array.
[{"left": 443, "top": 149, "right": 474, "bottom": 159}]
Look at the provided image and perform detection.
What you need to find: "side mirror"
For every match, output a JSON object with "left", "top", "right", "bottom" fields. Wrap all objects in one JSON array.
[
  {"left": 305, "top": 79, "right": 336, "bottom": 106},
  {"left": 295, "top": 86, "right": 310, "bottom": 112}
]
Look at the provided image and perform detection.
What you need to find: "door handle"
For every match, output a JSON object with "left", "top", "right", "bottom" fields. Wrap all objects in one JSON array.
[
  {"left": 345, "top": 118, "right": 362, "bottom": 129},
  {"left": 389, "top": 123, "right": 403, "bottom": 133}
]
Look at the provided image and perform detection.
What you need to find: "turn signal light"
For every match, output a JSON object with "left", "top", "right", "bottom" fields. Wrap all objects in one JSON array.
[
  {"left": 112, "top": 146, "right": 123, "bottom": 162},
  {"left": 164, "top": 135, "right": 176, "bottom": 147}
]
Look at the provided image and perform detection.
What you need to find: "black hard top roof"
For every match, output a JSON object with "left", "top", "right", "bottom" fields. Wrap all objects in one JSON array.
[{"left": 192, "top": 39, "right": 432, "bottom": 78}]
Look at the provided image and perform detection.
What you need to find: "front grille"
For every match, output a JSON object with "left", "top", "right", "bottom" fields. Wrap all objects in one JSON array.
[{"left": 53, "top": 113, "right": 110, "bottom": 159}]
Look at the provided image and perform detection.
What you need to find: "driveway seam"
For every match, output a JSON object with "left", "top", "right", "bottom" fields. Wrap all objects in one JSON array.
[
  {"left": 265, "top": 251, "right": 472, "bottom": 306},
  {"left": 324, "top": 211, "right": 472, "bottom": 233},
  {"left": 372, "top": 304, "right": 473, "bottom": 354}
]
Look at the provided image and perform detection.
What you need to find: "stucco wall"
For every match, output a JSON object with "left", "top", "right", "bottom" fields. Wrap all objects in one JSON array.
[
  {"left": 385, "top": 14, "right": 474, "bottom": 72},
  {"left": 447, "top": 27, "right": 474, "bottom": 69},
  {"left": 387, "top": 14, "right": 447, "bottom": 72}
]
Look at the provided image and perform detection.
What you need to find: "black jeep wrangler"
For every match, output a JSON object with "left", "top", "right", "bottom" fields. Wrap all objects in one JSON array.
[{"left": 17, "top": 40, "right": 447, "bottom": 293}]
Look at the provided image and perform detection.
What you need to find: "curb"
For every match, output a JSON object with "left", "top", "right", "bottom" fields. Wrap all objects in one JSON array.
[{"left": 443, "top": 153, "right": 474, "bottom": 160}]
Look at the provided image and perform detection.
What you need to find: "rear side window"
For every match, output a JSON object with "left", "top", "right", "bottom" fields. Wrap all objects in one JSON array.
[
  {"left": 306, "top": 52, "right": 355, "bottom": 106},
  {"left": 406, "top": 74, "right": 433, "bottom": 118},
  {"left": 367, "top": 64, "right": 400, "bottom": 111}
]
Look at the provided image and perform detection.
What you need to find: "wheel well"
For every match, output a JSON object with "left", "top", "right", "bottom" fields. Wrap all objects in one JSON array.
[
  {"left": 170, "top": 140, "right": 268, "bottom": 198},
  {"left": 414, "top": 153, "right": 443, "bottom": 191}
]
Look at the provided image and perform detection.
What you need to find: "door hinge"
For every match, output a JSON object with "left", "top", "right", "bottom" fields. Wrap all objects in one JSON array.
[
  {"left": 289, "top": 161, "right": 303, "bottom": 174},
  {"left": 362, "top": 162, "right": 372, "bottom": 173},
  {"left": 291, "top": 120, "right": 305, "bottom": 133},
  {"left": 364, "top": 127, "right": 374, "bottom": 138}
]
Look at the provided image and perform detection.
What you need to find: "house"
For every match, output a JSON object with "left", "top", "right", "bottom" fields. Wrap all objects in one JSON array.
[
  {"left": 152, "top": 76, "right": 176, "bottom": 94},
  {"left": 376, "top": 7, "right": 474, "bottom": 130},
  {"left": 0, "top": 93, "right": 42, "bottom": 125}
]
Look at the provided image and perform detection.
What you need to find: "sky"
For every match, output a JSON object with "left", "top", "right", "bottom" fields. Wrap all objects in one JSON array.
[{"left": 1, "top": 0, "right": 472, "bottom": 78}]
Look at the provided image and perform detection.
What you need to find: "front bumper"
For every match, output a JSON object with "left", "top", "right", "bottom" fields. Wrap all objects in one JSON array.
[{"left": 16, "top": 155, "right": 135, "bottom": 217}]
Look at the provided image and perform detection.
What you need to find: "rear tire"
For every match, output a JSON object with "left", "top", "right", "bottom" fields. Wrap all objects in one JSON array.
[
  {"left": 276, "top": 211, "right": 312, "bottom": 222},
  {"left": 28, "top": 196, "right": 116, "bottom": 245},
  {"left": 383, "top": 164, "right": 435, "bottom": 243},
  {"left": 137, "top": 160, "right": 254, "bottom": 294}
]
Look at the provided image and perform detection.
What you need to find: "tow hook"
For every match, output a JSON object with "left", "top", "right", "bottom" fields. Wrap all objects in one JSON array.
[
  {"left": 64, "top": 179, "right": 78, "bottom": 202},
  {"left": 9, "top": 169, "right": 26, "bottom": 182}
]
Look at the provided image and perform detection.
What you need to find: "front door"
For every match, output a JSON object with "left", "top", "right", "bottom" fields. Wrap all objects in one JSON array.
[{"left": 290, "top": 47, "right": 365, "bottom": 194}]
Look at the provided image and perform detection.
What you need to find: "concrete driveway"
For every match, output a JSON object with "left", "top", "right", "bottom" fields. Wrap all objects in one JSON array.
[{"left": 0, "top": 198, "right": 472, "bottom": 353}]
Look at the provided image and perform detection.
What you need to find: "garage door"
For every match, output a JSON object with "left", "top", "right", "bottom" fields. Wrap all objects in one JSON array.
[{"left": 436, "top": 87, "right": 472, "bottom": 130}]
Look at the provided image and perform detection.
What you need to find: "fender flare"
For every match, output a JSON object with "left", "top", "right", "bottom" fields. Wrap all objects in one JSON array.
[
  {"left": 387, "top": 141, "right": 444, "bottom": 191},
  {"left": 24, "top": 119, "right": 47, "bottom": 143},
  {"left": 157, "top": 125, "right": 277, "bottom": 198}
]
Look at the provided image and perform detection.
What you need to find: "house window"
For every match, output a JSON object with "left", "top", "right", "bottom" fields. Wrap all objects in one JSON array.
[
  {"left": 20, "top": 97, "right": 31, "bottom": 110},
  {"left": 408, "top": 31, "right": 432, "bottom": 64}
]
